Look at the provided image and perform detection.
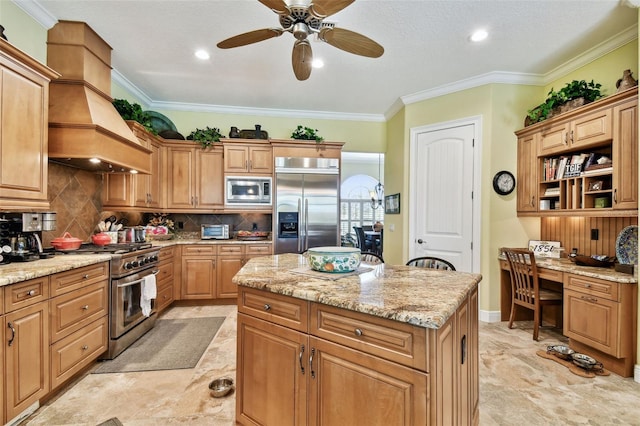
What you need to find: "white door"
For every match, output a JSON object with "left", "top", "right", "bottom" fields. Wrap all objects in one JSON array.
[{"left": 409, "top": 121, "right": 476, "bottom": 272}]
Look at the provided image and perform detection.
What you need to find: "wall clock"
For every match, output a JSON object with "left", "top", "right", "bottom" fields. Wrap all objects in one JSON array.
[{"left": 493, "top": 171, "right": 515, "bottom": 195}]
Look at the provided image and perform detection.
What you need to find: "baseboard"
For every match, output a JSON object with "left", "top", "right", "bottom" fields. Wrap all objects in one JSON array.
[
  {"left": 635, "top": 364, "right": 640, "bottom": 383},
  {"left": 479, "top": 309, "right": 501, "bottom": 323}
]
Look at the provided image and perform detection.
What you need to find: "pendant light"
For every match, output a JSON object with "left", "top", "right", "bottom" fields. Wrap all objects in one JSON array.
[{"left": 370, "top": 154, "right": 384, "bottom": 209}]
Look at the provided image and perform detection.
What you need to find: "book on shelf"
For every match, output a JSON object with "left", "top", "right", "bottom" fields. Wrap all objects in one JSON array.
[
  {"left": 583, "top": 165, "right": 613, "bottom": 175},
  {"left": 544, "top": 187, "right": 560, "bottom": 196}
]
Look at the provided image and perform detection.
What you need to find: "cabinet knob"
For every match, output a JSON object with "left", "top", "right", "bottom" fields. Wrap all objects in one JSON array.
[
  {"left": 83, "top": 274, "right": 90, "bottom": 279},
  {"left": 81, "top": 345, "right": 89, "bottom": 351},
  {"left": 82, "top": 305, "right": 89, "bottom": 310},
  {"left": 264, "top": 304, "right": 271, "bottom": 311},
  {"left": 354, "top": 328, "right": 363, "bottom": 336},
  {"left": 27, "top": 290, "right": 36, "bottom": 296}
]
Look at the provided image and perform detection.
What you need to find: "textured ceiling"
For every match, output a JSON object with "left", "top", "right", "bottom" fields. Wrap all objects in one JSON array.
[{"left": 20, "top": 0, "right": 639, "bottom": 119}]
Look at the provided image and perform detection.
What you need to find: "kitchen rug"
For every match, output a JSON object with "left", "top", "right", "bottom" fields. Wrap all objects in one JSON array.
[{"left": 93, "top": 317, "right": 225, "bottom": 373}]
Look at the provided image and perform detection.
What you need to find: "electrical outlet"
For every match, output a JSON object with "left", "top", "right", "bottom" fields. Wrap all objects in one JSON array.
[
  {"left": 590, "top": 228, "right": 599, "bottom": 240},
  {"left": 177, "top": 221, "right": 184, "bottom": 229}
]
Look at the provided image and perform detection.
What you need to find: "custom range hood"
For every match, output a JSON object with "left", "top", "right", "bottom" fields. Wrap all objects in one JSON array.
[{"left": 47, "top": 21, "right": 150, "bottom": 174}]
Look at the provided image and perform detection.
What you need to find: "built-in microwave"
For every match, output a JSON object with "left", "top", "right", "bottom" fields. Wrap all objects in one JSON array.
[
  {"left": 225, "top": 176, "right": 272, "bottom": 206},
  {"left": 201, "top": 224, "right": 230, "bottom": 240}
]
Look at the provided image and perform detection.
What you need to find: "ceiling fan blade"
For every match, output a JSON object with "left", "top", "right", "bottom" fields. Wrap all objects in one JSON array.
[
  {"left": 258, "top": 0, "right": 289, "bottom": 14},
  {"left": 292, "top": 40, "right": 313, "bottom": 81},
  {"left": 320, "top": 27, "right": 384, "bottom": 58},
  {"left": 217, "top": 28, "right": 284, "bottom": 49},
  {"left": 309, "top": 0, "right": 354, "bottom": 18}
]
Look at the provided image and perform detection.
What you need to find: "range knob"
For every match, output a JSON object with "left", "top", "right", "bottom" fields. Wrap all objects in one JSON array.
[
  {"left": 130, "top": 260, "right": 140, "bottom": 268},
  {"left": 151, "top": 255, "right": 159, "bottom": 262},
  {"left": 124, "top": 262, "right": 134, "bottom": 270}
]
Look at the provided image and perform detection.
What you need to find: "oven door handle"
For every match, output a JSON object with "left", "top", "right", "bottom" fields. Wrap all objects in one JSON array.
[{"left": 116, "top": 270, "right": 159, "bottom": 288}]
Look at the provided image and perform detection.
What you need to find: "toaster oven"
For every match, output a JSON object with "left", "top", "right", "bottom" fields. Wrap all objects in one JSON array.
[{"left": 201, "top": 224, "right": 230, "bottom": 240}]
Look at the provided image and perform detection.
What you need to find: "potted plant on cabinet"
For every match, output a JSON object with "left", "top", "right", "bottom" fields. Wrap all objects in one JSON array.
[
  {"left": 526, "top": 79, "right": 603, "bottom": 126},
  {"left": 187, "top": 126, "right": 223, "bottom": 149},
  {"left": 291, "top": 125, "right": 324, "bottom": 143},
  {"left": 112, "top": 99, "right": 156, "bottom": 134}
]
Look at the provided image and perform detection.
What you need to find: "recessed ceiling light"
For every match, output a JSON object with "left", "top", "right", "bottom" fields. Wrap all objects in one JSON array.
[
  {"left": 195, "top": 49, "right": 210, "bottom": 60},
  {"left": 130, "top": 169, "right": 138, "bottom": 174},
  {"left": 470, "top": 29, "right": 488, "bottom": 42},
  {"left": 89, "top": 158, "right": 101, "bottom": 164},
  {"left": 312, "top": 58, "right": 324, "bottom": 68}
]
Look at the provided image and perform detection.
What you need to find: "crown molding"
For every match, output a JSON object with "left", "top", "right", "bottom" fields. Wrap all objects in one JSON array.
[
  {"left": 111, "top": 69, "right": 154, "bottom": 106},
  {"left": 12, "top": 0, "right": 57, "bottom": 28}
]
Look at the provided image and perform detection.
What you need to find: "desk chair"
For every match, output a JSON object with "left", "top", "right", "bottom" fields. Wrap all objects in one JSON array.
[
  {"left": 502, "top": 248, "right": 563, "bottom": 340},
  {"left": 406, "top": 256, "right": 456, "bottom": 271},
  {"left": 360, "top": 251, "right": 384, "bottom": 264}
]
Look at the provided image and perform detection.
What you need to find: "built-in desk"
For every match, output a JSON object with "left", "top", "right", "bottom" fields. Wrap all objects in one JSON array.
[{"left": 499, "top": 255, "right": 638, "bottom": 376}]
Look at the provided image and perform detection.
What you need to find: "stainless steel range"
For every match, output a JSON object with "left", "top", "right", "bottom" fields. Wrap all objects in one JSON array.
[{"left": 65, "top": 243, "right": 161, "bottom": 359}]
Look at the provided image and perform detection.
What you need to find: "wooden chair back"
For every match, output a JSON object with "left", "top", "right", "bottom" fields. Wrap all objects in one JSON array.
[{"left": 360, "top": 251, "right": 384, "bottom": 264}]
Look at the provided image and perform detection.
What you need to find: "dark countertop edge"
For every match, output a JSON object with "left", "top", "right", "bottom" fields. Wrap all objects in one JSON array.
[{"left": 151, "top": 238, "right": 272, "bottom": 248}]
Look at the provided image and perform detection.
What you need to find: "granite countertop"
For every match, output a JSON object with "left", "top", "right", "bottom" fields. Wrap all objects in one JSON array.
[
  {"left": 0, "top": 254, "right": 112, "bottom": 287},
  {"left": 499, "top": 255, "right": 638, "bottom": 284},
  {"left": 233, "top": 253, "right": 483, "bottom": 329}
]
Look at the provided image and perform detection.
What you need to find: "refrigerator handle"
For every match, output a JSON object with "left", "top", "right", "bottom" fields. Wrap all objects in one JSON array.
[
  {"left": 304, "top": 198, "right": 309, "bottom": 251},
  {"left": 297, "top": 198, "right": 303, "bottom": 253}
]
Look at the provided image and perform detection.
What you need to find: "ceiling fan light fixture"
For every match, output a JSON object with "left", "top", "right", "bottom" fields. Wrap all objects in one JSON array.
[
  {"left": 470, "top": 29, "right": 488, "bottom": 42},
  {"left": 194, "top": 49, "right": 210, "bottom": 60},
  {"left": 292, "top": 22, "right": 310, "bottom": 40}
]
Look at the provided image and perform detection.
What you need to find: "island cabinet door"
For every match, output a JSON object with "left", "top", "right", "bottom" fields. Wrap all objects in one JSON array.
[
  {"left": 307, "top": 336, "right": 428, "bottom": 426},
  {"left": 236, "top": 313, "right": 308, "bottom": 426}
]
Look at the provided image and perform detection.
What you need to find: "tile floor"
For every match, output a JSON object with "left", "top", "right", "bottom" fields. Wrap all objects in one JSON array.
[{"left": 21, "top": 306, "right": 640, "bottom": 425}]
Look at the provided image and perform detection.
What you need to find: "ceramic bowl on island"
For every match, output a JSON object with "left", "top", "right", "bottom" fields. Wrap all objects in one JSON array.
[{"left": 306, "top": 246, "right": 361, "bottom": 273}]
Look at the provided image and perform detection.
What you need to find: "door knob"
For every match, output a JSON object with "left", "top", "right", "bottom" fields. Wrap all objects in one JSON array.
[{"left": 417, "top": 239, "right": 424, "bottom": 244}]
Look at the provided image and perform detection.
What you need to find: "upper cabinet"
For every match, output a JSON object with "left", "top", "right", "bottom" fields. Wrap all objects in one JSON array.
[
  {"left": 515, "top": 87, "right": 637, "bottom": 217},
  {"left": 222, "top": 140, "right": 273, "bottom": 175},
  {"left": 0, "top": 39, "right": 59, "bottom": 210}
]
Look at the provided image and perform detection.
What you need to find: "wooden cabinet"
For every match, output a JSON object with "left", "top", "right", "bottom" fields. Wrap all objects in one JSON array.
[
  {"left": 3, "top": 278, "right": 50, "bottom": 422},
  {"left": 223, "top": 141, "right": 273, "bottom": 174},
  {"left": 49, "top": 263, "right": 109, "bottom": 390},
  {"left": 516, "top": 133, "right": 538, "bottom": 212},
  {"left": 217, "top": 243, "right": 273, "bottom": 299},
  {"left": 156, "top": 246, "right": 176, "bottom": 313},
  {"left": 103, "top": 123, "right": 164, "bottom": 210},
  {"left": 236, "top": 286, "right": 478, "bottom": 425},
  {"left": 181, "top": 245, "right": 217, "bottom": 299},
  {"left": 612, "top": 98, "right": 638, "bottom": 210},
  {"left": 0, "top": 39, "right": 58, "bottom": 210},
  {"left": 563, "top": 273, "right": 637, "bottom": 377},
  {"left": 166, "top": 144, "right": 224, "bottom": 211},
  {"left": 515, "top": 88, "right": 637, "bottom": 217}
]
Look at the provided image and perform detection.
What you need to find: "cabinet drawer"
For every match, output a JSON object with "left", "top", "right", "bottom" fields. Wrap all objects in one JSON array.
[
  {"left": 563, "top": 288, "right": 619, "bottom": 356},
  {"left": 238, "top": 286, "right": 308, "bottom": 332},
  {"left": 50, "top": 316, "right": 108, "bottom": 390},
  {"left": 564, "top": 274, "right": 618, "bottom": 301},
  {"left": 50, "top": 281, "right": 108, "bottom": 343},
  {"left": 157, "top": 260, "right": 174, "bottom": 283},
  {"left": 50, "top": 262, "right": 109, "bottom": 297},
  {"left": 538, "top": 268, "right": 563, "bottom": 283},
  {"left": 310, "top": 303, "right": 427, "bottom": 370},
  {"left": 182, "top": 245, "right": 217, "bottom": 256},
  {"left": 156, "top": 281, "right": 174, "bottom": 313},
  {"left": 246, "top": 244, "right": 272, "bottom": 256},
  {"left": 4, "top": 277, "right": 49, "bottom": 312},
  {"left": 159, "top": 246, "right": 176, "bottom": 260},
  {"left": 218, "top": 244, "right": 244, "bottom": 255}
]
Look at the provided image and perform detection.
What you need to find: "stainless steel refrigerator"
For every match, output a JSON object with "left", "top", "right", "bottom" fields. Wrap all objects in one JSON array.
[{"left": 273, "top": 157, "right": 340, "bottom": 254}]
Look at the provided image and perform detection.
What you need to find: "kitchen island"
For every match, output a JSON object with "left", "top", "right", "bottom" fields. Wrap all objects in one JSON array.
[{"left": 233, "top": 254, "right": 482, "bottom": 425}]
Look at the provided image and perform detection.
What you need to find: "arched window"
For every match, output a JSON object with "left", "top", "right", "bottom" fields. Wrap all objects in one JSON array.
[{"left": 340, "top": 174, "right": 384, "bottom": 246}]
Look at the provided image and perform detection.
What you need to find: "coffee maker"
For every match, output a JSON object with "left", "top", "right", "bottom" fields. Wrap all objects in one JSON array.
[{"left": 0, "top": 213, "right": 56, "bottom": 263}]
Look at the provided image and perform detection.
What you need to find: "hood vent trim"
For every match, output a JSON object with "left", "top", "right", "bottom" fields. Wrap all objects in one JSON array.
[{"left": 47, "top": 21, "right": 151, "bottom": 174}]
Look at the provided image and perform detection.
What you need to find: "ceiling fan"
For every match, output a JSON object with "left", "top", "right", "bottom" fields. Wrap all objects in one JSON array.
[{"left": 217, "top": 0, "right": 384, "bottom": 81}]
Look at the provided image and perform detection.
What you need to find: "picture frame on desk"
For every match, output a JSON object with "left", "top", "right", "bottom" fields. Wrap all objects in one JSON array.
[{"left": 385, "top": 193, "right": 400, "bottom": 214}]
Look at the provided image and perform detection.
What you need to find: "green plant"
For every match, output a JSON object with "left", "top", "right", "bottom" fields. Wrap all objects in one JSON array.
[
  {"left": 291, "top": 125, "right": 324, "bottom": 143},
  {"left": 527, "top": 80, "right": 603, "bottom": 124},
  {"left": 112, "top": 99, "right": 156, "bottom": 134},
  {"left": 187, "top": 126, "right": 223, "bottom": 148}
]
